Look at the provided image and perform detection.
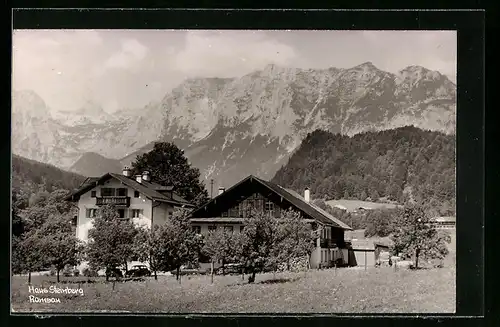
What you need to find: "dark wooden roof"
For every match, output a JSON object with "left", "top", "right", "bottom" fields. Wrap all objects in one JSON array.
[
  {"left": 64, "top": 173, "right": 193, "bottom": 207},
  {"left": 190, "top": 175, "right": 352, "bottom": 230}
]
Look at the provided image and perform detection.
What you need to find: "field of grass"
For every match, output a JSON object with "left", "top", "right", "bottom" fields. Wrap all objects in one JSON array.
[{"left": 11, "top": 264, "right": 455, "bottom": 314}]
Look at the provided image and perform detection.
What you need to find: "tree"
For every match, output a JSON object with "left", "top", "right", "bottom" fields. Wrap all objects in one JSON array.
[
  {"left": 154, "top": 208, "right": 203, "bottom": 282},
  {"left": 14, "top": 230, "right": 45, "bottom": 283},
  {"left": 130, "top": 142, "right": 209, "bottom": 207},
  {"left": 12, "top": 189, "right": 77, "bottom": 282},
  {"left": 133, "top": 225, "right": 165, "bottom": 280},
  {"left": 86, "top": 204, "right": 138, "bottom": 281},
  {"left": 390, "top": 203, "right": 451, "bottom": 268},
  {"left": 364, "top": 209, "right": 397, "bottom": 237},
  {"left": 234, "top": 209, "right": 316, "bottom": 284},
  {"left": 269, "top": 209, "right": 316, "bottom": 272},
  {"left": 202, "top": 228, "right": 239, "bottom": 277},
  {"left": 36, "top": 214, "right": 84, "bottom": 282},
  {"left": 21, "top": 189, "right": 75, "bottom": 230}
]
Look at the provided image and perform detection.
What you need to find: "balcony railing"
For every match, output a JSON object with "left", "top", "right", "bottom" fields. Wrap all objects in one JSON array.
[
  {"left": 95, "top": 196, "right": 130, "bottom": 207},
  {"left": 319, "top": 238, "right": 337, "bottom": 248}
]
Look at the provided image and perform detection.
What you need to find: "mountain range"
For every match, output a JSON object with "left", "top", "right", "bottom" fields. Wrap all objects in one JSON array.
[{"left": 11, "top": 62, "right": 456, "bottom": 190}]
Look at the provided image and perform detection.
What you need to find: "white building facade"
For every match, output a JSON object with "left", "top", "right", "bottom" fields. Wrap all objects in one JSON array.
[{"left": 65, "top": 169, "right": 194, "bottom": 272}]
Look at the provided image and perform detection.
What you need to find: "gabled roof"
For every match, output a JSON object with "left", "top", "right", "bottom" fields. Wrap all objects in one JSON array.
[
  {"left": 141, "top": 180, "right": 174, "bottom": 192},
  {"left": 64, "top": 172, "right": 193, "bottom": 207},
  {"left": 191, "top": 175, "right": 352, "bottom": 230},
  {"left": 255, "top": 177, "right": 352, "bottom": 230},
  {"left": 78, "top": 177, "right": 100, "bottom": 189}
]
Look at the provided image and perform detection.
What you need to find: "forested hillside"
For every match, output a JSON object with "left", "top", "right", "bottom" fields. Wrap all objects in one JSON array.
[
  {"left": 12, "top": 155, "right": 86, "bottom": 206},
  {"left": 272, "top": 126, "right": 455, "bottom": 216}
]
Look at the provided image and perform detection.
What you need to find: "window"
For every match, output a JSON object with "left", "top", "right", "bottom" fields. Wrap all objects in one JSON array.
[
  {"left": 221, "top": 210, "right": 229, "bottom": 217},
  {"left": 86, "top": 208, "right": 98, "bottom": 218},
  {"left": 192, "top": 226, "right": 201, "bottom": 234},
  {"left": 246, "top": 200, "right": 255, "bottom": 216},
  {"left": 224, "top": 226, "right": 234, "bottom": 233},
  {"left": 168, "top": 211, "right": 173, "bottom": 217},
  {"left": 321, "top": 250, "right": 324, "bottom": 263},
  {"left": 240, "top": 226, "right": 245, "bottom": 233},
  {"left": 273, "top": 206, "right": 281, "bottom": 218},
  {"left": 229, "top": 207, "right": 238, "bottom": 217},
  {"left": 238, "top": 202, "right": 245, "bottom": 218},
  {"left": 117, "top": 188, "right": 128, "bottom": 197},
  {"left": 208, "top": 225, "right": 217, "bottom": 232},
  {"left": 265, "top": 200, "right": 274, "bottom": 211},
  {"left": 117, "top": 209, "right": 126, "bottom": 218},
  {"left": 101, "top": 188, "right": 115, "bottom": 197},
  {"left": 134, "top": 191, "right": 140, "bottom": 198},
  {"left": 131, "top": 209, "right": 143, "bottom": 218},
  {"left": 90, "top": 191, "right": 96, "bottom": 198}
]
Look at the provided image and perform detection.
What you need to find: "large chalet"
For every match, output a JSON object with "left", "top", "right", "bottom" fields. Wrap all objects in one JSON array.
[
  {"left": 190, "top": 175, "right": 353, "bottom": 269},
  {"left": 64, "top": 167, "right": 194, "bottom": 242}
]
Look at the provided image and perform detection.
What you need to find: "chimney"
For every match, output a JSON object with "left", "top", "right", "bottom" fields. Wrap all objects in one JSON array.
[
  {"left": 304, "top": 188, "right": 310, "bottom": 203},
  {"left": 135, "top": 174, "right": 142, "bottom": 184},
  {"left": 218, "top": 187, "right": 225, "bottom": 195},
  {"left": 122, "top": 167, "right": 131, "bottom": 177},
  {"left": 142, "top": 171, "right": 151, "bottom": 182}
]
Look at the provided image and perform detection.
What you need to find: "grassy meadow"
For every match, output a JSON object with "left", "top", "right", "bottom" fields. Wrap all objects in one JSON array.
[
  {"left": 12, "top": 264, "right": 455, "bottom": 313},
  {"left": 12, "top": 229, "right": 456, "bottom": 314}
]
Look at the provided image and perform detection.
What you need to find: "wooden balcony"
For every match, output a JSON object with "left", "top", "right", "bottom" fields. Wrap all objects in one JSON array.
[
  {"left": 319, "top": 238, "right": 337, "bottom": 248},
  {"left": 95, "top": 196, "right": 130, "bottom": 207}
]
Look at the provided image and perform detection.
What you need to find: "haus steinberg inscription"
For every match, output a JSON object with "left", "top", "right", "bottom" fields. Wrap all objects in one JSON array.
[{"left": 28, "top": 286, "right": 84, "bottom": 303}]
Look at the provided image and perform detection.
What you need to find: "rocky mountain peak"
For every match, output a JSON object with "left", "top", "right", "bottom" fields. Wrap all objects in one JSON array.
[
  {"left": 12, "top": 89, "right": 50, "bottom": 117},
  {"left": 12, "top": 62, "right": 456, "bottom": 190},
  {"left": 75, "top": 100, "right": 107, "bottom": 116}
]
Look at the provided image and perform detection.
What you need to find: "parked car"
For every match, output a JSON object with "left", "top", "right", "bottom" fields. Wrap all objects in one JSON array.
[
  {"left": 106, "top": 267, "right": 123, "bottom": 278},
  {"left": 125, "top": 265, "right": 151, "bottom": 277},
  {"left": 216, "top": 263, "right": 244, "bottom": 275}
]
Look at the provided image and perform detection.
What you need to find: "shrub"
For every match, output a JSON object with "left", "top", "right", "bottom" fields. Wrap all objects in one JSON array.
[
  {"left": 62, "top": 265, "right": 73, "bottom": 277},
  {"left": 82, "top": 267, "right": 98, "bottom": 277},
  {"left": 49, "top": 267, "right": 56, "bottom": 276},
  {"left": 73, "top": 269, "right": 80, "bottom": 277},
  {"left": 277, "top": 256, "right": 309, "bottom": 272}
]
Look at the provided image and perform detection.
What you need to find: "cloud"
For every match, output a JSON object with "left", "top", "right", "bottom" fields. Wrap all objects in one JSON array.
[
  {"left": 170, "top": 31, "right": 298, "bottom": 77},
  {"left": 12, "top": 30, "right": 457, "bottom": 114},
  {"left": 12, "top": 30, "right": 107, "bottom": 110},
  {"left": 105, "top": 38, "right": 149, "bottom": 69},
  {"left": 360, "top": 30, "right": 456, "bottom": 81}
]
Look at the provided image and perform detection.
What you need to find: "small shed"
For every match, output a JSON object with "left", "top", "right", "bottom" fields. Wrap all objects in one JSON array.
[{"left": 349, "top": 238, "right": 393, "bottom": 268}]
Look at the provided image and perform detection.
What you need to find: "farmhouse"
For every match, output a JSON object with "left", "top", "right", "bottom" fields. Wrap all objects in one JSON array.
[
  {"left": 190, "top": 175, "right": 353, "bottom": 269},
  {"left": 64, "top": 167, "right": 194, "bottom": 242}
]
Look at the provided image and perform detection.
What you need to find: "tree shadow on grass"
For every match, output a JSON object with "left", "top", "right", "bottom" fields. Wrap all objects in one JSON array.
[
  {"left": 258, "top": 277, "right": 301, "bottom": 284},
  {"left": 227, "top": 276, "right": 302, "bottom": 286},
  {"left": 43, "top": 277, "right": 146, "bottom": 284}
]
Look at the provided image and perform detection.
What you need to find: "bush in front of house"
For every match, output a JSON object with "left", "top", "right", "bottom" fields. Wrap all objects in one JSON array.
[
  {"left": 62, "top": 265, "right": 74, "bottom": 277},
  {"left": 277, "top": 256, "right": 310, "bottom": 272},
  {"left": 82, "top": 267, "right": 99, "bottom": 277}
]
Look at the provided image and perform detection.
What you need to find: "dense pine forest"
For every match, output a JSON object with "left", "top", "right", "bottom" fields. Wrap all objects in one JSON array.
[
  {"left": 12, "top": 155, "right": 86, "bottom": 208},
  {"left": 272, "top": 126, "right": 455, "bottom": 216}
]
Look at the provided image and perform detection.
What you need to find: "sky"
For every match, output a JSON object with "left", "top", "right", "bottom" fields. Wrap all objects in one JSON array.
[{"left": 12, "top": 30, "right": 457, "bottom": 114}]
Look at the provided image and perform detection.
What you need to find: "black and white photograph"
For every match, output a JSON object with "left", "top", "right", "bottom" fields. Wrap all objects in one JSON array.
[{"left": 11, "top": 29, "right": 457, "bottom": 313}]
